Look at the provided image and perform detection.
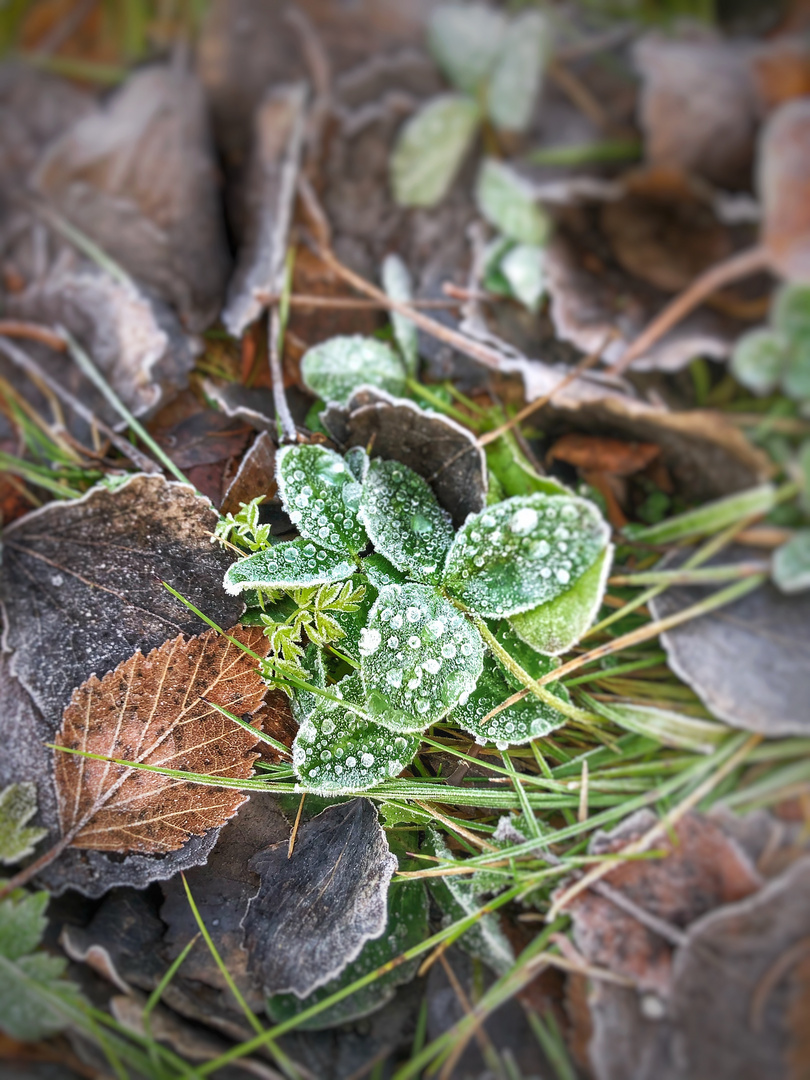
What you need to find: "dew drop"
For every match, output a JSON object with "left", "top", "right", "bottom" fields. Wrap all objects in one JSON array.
[{"left": 509, "top": 507, "right": 539, "bottom": 535}]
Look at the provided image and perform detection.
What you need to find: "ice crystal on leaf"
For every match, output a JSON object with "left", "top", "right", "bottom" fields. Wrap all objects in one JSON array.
[{"left": 277, "top": 444, "right": 368, "bottom": 556}]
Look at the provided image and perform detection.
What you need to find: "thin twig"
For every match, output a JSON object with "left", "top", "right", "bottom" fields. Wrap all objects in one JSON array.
[
  {"left": 269, "top": 305, "right": 297, "bottom": 444},
  {"left": 255, "top": 292, "right": 463, "bottom": 311},
  {"left": 0, "top": 320, "right": 67, "bottom": 350},
  {"left": 608, "top": 245, "right": 771, "bottom": 375}
]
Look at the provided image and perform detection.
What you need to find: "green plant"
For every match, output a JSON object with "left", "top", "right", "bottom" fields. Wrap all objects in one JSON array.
[{"left": 219, "top": 443, "right": 612, "bottom": 794}]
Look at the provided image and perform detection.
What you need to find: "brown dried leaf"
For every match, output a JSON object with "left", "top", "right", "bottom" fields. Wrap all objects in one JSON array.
[
  {"left": 547, "top": 433, "right": 660, "bottom": 477},
  {"left": 54, "top": 625, "right": 269, "bottom": 855},
  {"left": 759, "top": 97, "right": 810, "bottom": 281}
]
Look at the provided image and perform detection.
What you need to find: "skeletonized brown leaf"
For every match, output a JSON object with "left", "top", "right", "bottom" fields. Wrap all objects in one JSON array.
[{"left": 55, "top": 626, "right": 269, "bottom": 855}]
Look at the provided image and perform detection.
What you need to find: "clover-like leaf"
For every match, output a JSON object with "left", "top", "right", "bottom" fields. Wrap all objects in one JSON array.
[
  {"left": 772, "top": 282, "right": 810, "bottom": 339},
  {"left": 784, "top": 337, "right": 810, "bottom": 400},
  {"left": 731, "top": 328, "right": 788, "bottom": 395},
  {"left": 475, "top": 158, "right": 550, "bottom": 245},
  {"left": 360, "top": 583, "right": 484, "bottom": 732},
  {"left": 293, "top": 675, "right": 420, "bottom": 794},
  {"left": 359, "top": 459, "right": 455, "bottom": 584},
  {"left": 0, "top": 784, "right": 47, "bottom": 866},
  {"left": 266, "top": 878, "right": 428, "bottom": 1028},
  {"left": 345, "top": 445, "right": 370, "bottom": 483},
  {"left": 390, "top": 94, "right": 480, "bottom": 208},
  {"left": 442, "top": 493, "right": 610, "bottom": 619},
  {"left": 427, "top": 3, "right": 506, "bottom": 94},
  {"left": 223, "top": 539, "right": 355, "bottom": 595},
  {"left": 301, "top": 335, "right": 407, "bottom": 406},
  {"left": 449, "top": 652, "right": 567, "bottom": 748},
  {"left": 509, "top": 545, "right": 613, "bottom": 655},
  {"left": 382, "top": 254, "right": 419, "bottom": 376},
  {"left": 486, "top": 10, "right": 549, "bottom": 132},
  {"left": 500, "top": 242, "right": 546, "bottom": 311},
  {"left": 277, "top": 444, "right": 368, "bottom": 555},
  {"left": 362, "top": 552, "right": 408, "bottom": 589},
  {"left": 773, "top": 529, "right": 810, "bottom": 594}
]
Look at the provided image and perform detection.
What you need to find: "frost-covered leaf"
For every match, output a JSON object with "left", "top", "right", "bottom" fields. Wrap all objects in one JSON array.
[
  {"left": 427, "top": 3, "right": 506, "bottom": 93},
  {"left": 390, "top": 94, "right": 480, "bottom": 208},
  {"left": 773, "top": 530, "right": 810, "bottom": 594},
  {"left": 486, "top": 10, "right": 549, "bottom": 132},
  {"left": 500, "top": 242, "right": 546, "bottom": 311},
  {"left": 345, "top": 445, "right": 370, "bottom": 483},
  {"left": 731, "top": 328, "right": 787, "bottom": 395},
  {"left": 301, "top": 335, "right": 407, "bottom": 406},
  {"left": 425, "top": 828, "right": 515, "bottom": 976},
  {"left": 382, "top": 254, "right": 419, "bottom": 376},
  {"left": 278, "top": 444, "right": 367, "bottom": 555},
  {"left": 359, "top": 459, "right": 455, "bottom": 584},
  {"left": 772, "top": 282, "right": 810, "bottom": 338},
  {"left": 223, "top": 540, "right": 355, "bottom": 595},
  {"left": 449, "top": 652, "right": 566, "bottom": 748},
  {"left": 266, "top": 878, "right": 428, "bottom": 1029},
  {"left": 293, "top": 675, "right": 420, "bottom": 794},
  {"left": 784, "top": 337, "right": 810, "bottom": 400},
  {"left": 362, "top": 552, "right": 408, "bottom": 589},
  {"left": 0, "top": 784, "right": 47, "bottom": 866},
  {"left": 360, "top": 583, "right": 484, "bottom": 732},
  {"left": 0, "top": 889, "right": 84, "bottom": 1040},
  {"left": 509, "top": 545, "right": 613, "bottom": 655},
  {"left": 475, "top": 158, "right": 549, "bottom": 245},
  {"left": 443, "top": 494, "right": 610, "bottom": 619},
  {"left": 243, "top": 799, "right": 397, "bottom": 998}
]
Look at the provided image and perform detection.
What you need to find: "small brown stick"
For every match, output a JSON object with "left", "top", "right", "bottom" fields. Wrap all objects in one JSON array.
[
  {"left": 547, "top": 58, "right": 615, "bottom": 132},
  {"left": 608, "top": 245, "right": 772, "bottom": 376},
  {"left": 288, "top": 792, "right": 307, "bottom": 859},
  {"left": 0, "top": 320, "right": 68, "bottom": 351},
  {"left": 0, "top": 336, "right": 161, "bottom": 474},
  {"left": 255, "top": 292, "right": 463, "bottom": 311}
]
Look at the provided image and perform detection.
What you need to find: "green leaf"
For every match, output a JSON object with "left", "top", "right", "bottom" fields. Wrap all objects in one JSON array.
[
  {"left": 362, "top": 551, "right": 409, "bottom": 589},
  {"left": 425, "top": 828, "right": 515, "bottom": 975},
  {"left": 509, "top": 545, "right": 613, "bottom": 655},
  {"left": 443, "top": 493, "right": 610, "bottom": 619},
  {"left": 360, "top": 582, "right": 484, "bottom": 732},
  {"left": 223, "top": 539, "right": 355, "bottom": 595},
  {"left": 624, "top": 484, "right": 777, "bottom": 545},
  {"left": 390, "top": 94, "right": 480, "bottom": 208},
  {"left": 345, "top": 445, "right": 370, "bottom": 483},
  {"left": 772, "top": 283, "right": 810, "bottom": 339},
  {"left": 359, "top": 459, "right": 455, "bottom": 584},
  {"left": 773, "top": 529, "right": 810, "bottom": 594},
  {"left": 784, "top": 337, "right": 810, "bottom": 400},
  {"left": 499, "top": 242, "right": 546, "bottom": 311},
  {"left": 731, "top": 328, "right": 788, "bottom": 395},
  {"left": 0, "top": 784, "right": 47, "bottom": 865},
  {"left": 277, "top": 444, "right": 368, "bottom": 555},
  {"left": 293, "top": 674, "right": 420, "bottom": 793},
  {"left": 266, "top": 879, "right": 428, "bottom": 1028},
  {"left": 0, "top": 889, "right": 84, "bottom": 1041},
  {"left": 382, "top": 254, "right": 419, "bottom": 376},
  {"left": 486, "top": 10, "right": 550, "bottom": 132},
  {"left": 427, "top": 3, "right": 506, "bottom": 93},
  {"left": 475, "top": 158, "right": 549, "bottom": 245},
  {"left": 301, "top": 335, "right": 407, "bottom": 405},
  {"left": 449, "top": 652, "right": 567, "bottom": 747},
  {"left": 582, "top": 694, "right": 728, "bottom": 754}
]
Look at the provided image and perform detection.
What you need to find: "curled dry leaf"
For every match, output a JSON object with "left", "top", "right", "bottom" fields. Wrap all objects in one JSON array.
[
  {"left": 243, "top": 798, "right": 397, "bottom": 998},
  {"left": 33, "top": 63, "right": 230, "bottom": 332},
  {"left": 321, "top": 388, "right": 487, "bottom": 528},
  {"left": 53, "top": 625, "right": 268, "bottom": 856},
  {"left": 649, "top": 547, "right": 810, "bottom": 736},
  {"left": 758, "top": 97, "right": 810, "bottom": 282}
]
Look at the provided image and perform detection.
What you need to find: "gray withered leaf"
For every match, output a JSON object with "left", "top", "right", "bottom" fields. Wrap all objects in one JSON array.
[
  {"left": 0, "top": 474, "right": 244, "bottom": 725},
  {"left": 243, "top": 798, "right": 397, "bottom": 998},
  {"left": 649, "top": 547, "right": 810, "bottom": 736},
  {"left": 321, "top": 388, "right": 487, "bottom": 528},
  {"left": 33, "top": 63, "right": 230, "bottom": 331}
]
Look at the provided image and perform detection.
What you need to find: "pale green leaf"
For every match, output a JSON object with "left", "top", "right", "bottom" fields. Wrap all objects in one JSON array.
[
  {"left": 500, "top": 242, "right": 546, "bottom": 311},
  {"left": 731, "top": 328, "right": 787, "bottom": 395},
  {"left": 425, "top": 828, "right": 515, "bottom": 975},
  {"left": 772, "top": 283, "right": 810, "bottom": 339},
  {"left": 301, "top": 335, "right": 407, "bottom": 405},
  {"left": 390, "top": 94, "right": 480, "bottom": 208},
  {"left": 486, "top": 10, "right": 550, "bottom": 132},
  {"left": 223, "top": 539, "right": 355, "bottom": 595},
  {"left": 784, "top": 338, "right": 810, "bottom": 400},
  {"left": 427, "top": 3, "right": 506, "bottom": 93},
  {"left": 449, "top": 652, "right": 567, "bottom": 747},
  {"left": 509, "top": 545, "right": 613, "bottom": 655},
  {"left": 582, "top": 694, "right": 728, "bottom": 754},
  {"left": 277, "top": 444, "right": 368, "bottom": 555},
  {"left": 360, "top": 582, "right": 484, "bottom": 732},
  {"left": 359, "top": 459, "right": 455, "bottom": 584},
  {"left": 266, "top": 878, "right": 428, "bottom": 1028},
  {"left": 382, "top": 254, "right": 419, "bottom": 376},
  {"left": 345, "top": 445, "right": 370, "bottom": 483},
  {"left": 625, "top": 484, "right": 777, "bottom": 545},
  {"left": 293, "top": 674, "right": 420, "bottom": 793},
  {"left": 475, "top": 158, "right": 549, "bottom": 244},
  {"left": 773, "top": 529, "right": 810, "bottom": 594},
  {"left": 0, "top": 784, "right": 47, "bottom": 865},
  {"left": 443, "top": 493, "right": 610, "bottom": 619}
]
